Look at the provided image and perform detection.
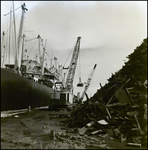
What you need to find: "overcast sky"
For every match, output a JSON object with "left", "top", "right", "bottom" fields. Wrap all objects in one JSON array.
[{"left": 1, "top": 1, "right": 147, "bottom": 99}]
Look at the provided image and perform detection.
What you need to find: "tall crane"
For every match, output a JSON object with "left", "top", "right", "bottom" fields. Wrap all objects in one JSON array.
[
  {"left": 79, "top": 64, "right": 97, "bottom": 102},
  {"left": 65, "top": 36, "right": 82, "bottom": 92},
  {"left": 49, "top": 37, "right": 82, "bottom": 110}
]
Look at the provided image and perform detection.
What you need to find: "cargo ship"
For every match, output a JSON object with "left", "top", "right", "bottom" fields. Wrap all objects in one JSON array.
[{"left": 1, "top": 2, "right": 60, "bottom": 111}]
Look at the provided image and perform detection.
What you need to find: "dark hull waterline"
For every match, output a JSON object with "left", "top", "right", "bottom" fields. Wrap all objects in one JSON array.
[{"left": 1, "top": 68, "right": 53, "bottom": 111}]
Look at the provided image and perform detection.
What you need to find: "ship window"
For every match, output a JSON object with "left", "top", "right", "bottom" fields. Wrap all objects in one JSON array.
[
  {"left": 67, "top": 93, "right": 69, "bottom": 102},
  {"left": 60, "top": 93, "right": 66, "bottom": 100}
]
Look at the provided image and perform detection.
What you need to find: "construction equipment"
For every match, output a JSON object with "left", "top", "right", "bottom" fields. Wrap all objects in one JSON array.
[
  {"left": 64, "top": 36, "right": 82, "bottom": 92},
  {"left": 49, "top": 37, "right": 82, "bottom": 110},
  {"left": 79, "top": 64, "right": 97, "bottom": 103}
]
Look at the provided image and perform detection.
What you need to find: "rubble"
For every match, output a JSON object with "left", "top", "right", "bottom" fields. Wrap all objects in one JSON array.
[
  {"left": 126, "top": 143, "right": 141, "bottom": 148},
  {"left": 64, "top": 38, "right": 147, "bottom": 149}
]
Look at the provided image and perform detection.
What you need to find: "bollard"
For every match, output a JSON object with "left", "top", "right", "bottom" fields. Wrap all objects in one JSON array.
[{"left": 28, "top": 106, "right": 31, "bottom": 112}]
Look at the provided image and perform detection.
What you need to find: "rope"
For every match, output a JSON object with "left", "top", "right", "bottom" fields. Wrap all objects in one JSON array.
[
  {"left": 45, "top": 52, "right": 52, "bottom": 59},
  {"left": 3, "top": 6, "right": 21, "bottom": 16},
  {"left": 27, "top": 39, "right": 37, "bottom": 57},
  {"left": 76, "top": 48, "right": 82, "bottom": 81},
  {"left": 63, "top": 43, "right": 75, "bottom": 68},
  {"left": 43, "top": 52, "right": 51, "bottom": 69},
  {"left": 76, "top": 63, "right": 79, "bottom": 80},
  {"left": 3, "top": 9, "right": 21, "bottom": 36},
  {"left": 62, "top": 46, "right": 74, "bottom": 85},
  {"left": 79, "top": 48, "right": 82, "bottom": 78},
  {"left": 12, "top": 29, "right": 15, "bottom": 60},
  {"left": 25, "top": 37, "right": 37, "bottom": 42},
  {"left": 45, "top": 52, "right": 51, "bottom": 68}
]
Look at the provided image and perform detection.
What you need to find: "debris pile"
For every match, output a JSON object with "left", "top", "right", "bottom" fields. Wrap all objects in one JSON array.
[
  {"left": 65, "top": 38, "right": 147, "bottom": 148},
  {"left": 35, "top": 129, "right": 111, "bottom": 149}
]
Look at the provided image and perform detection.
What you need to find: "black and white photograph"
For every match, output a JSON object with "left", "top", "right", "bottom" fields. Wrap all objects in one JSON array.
[{"left": 1, "top": 1, "right": 147, "bottom": 149}]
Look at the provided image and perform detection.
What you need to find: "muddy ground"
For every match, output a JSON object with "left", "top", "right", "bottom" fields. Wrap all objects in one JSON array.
[{"left": 1, "top": 108, "right": 146, "bottom": 149}]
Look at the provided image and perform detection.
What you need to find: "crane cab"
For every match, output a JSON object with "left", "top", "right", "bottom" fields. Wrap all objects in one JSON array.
[
  {"left": 48, "top": 81, "right": 73, "bottom": 110},
  {"left": 49, "top": 91, "right": 73, "bottom": 110}
]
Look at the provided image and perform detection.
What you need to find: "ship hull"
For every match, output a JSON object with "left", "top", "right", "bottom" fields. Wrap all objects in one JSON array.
[{"left": 1, "top": 68, "right": 53, "bottom": 111}]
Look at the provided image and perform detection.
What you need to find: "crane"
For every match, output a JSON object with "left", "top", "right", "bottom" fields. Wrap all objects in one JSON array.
[
  {"left": 49, "top": 37, "right": 82, "bottom": 110},
  {"left": 64, "top": 36, "right": 82, "bottom": 92},
  {"left": 79, "top": 64, "right": 97, "bottom": 102}
]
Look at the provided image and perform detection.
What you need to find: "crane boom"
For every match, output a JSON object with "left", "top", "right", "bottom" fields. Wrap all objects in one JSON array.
[
  {"left": 49, "top": 37, "right": 82, "bottom": 109},
  {"left": 80, "top": 64, "right": 97, "bottom": 101},
  {"left": 65, "top": 37, "right": 81, "bottom": 92}
]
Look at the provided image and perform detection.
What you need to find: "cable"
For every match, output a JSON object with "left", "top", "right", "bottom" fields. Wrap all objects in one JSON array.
[
  {"left": 27, "top": 39, "right": 37, "bottom": 57},
  {"left": 3, "top": 9, "right": 21, "bottom": 36},
  {"left": 25, "top": 37, "right": 37, "bottom": 42},
  {"left": 45, "top": 51, "right": 52, "bottom": 59},
  {"left": 76, "top": 47, "right": 82, "bottom": 82},
  {"left": 3, "top": 6, "right": 21, "bottom": 16},
  {"left": 63, "top": 42, "right": 75, "bottom": 68}
]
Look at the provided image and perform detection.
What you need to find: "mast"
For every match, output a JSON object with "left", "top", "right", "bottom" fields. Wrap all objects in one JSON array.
[
  {"left": 37, "top": 34, "right": 41, "bottom": 63},
  {"left": 1, "top": 31, "right": 6, "bottom": 68},
  {"left": 8, "top": 7, "right": 12, "bottom": 67},
  {"left": 17, "top": 3, "right": 28, "bottom": 73},
  {"left": 12, "top": 1, "right": 19, "bottom": 72},
  {"left": 50, "top": 50, "right": 53, "bottom": 69},
  {"left": 41, "top": 39, "right": 47, "bottom": 78},
  {"left": 21, "top": 34, "right": 25, "bottom": 65}
]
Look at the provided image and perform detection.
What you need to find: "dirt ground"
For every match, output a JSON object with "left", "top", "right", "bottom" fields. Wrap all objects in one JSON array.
[{"left": 1, "top": 108, "right": 146, "bottom": 149}]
